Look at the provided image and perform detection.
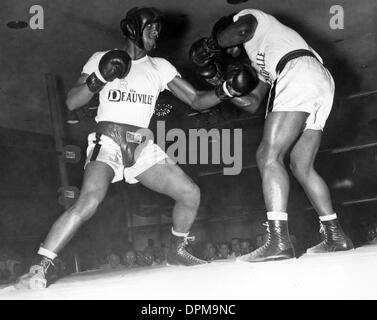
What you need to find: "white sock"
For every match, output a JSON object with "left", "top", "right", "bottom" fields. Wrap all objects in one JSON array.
[
  {"left": 171, "top": 227, "right": 189, "bottom": 238},
  {"left": 319, "top": 213, "right": 337, "bottom": 222},
  {"left": 267, "top": 211, "right": 288, "bottom": 221},
  {"left": 38, "top": 247, "right": 57, "bottom": 260}
]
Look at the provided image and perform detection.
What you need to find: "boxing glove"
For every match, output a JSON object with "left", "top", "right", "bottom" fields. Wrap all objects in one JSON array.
[
  {"left": 215, "top": 62, "right": 258, "bottom": 100},
  {"left": 189, "top": 37, "right": 222, "bottom": 67},
  {"left": 86, "top": 50, "right": 132, "bottom": 93},
  {"left": 196, "top": 63, "right": 224, "bottom": 86}
]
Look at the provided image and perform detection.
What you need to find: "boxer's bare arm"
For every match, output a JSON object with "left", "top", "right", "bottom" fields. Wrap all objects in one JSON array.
[
  {"left": 230, "top": 80, "right": 270, "bottom": 114},
  {"left": 66, "top": 73, "right": 95, "bottom": 111},
  {"left": 168, "top": 76, "right": 221, "bottom": 111}
]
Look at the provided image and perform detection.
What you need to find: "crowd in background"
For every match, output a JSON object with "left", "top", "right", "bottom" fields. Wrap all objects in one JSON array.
[
  {"left": 1, "top": 220, "right": 377, "bottom": 285},
  {"left": 0, "top": 235, "right": 259, "bottom": 285}
]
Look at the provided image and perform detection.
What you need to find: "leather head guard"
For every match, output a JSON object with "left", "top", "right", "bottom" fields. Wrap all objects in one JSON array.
[{"left": 120, "top": 7, "right": 163, "bottom": 50}]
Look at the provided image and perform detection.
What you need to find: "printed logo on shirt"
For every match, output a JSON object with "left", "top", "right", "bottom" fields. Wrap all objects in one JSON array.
[
  {"left": 256, "top": 52, "right": 273, "bottom": 85},
  {"left": 107, "top": 89, "right": 155, "bottom": 105},
  {"left": 118, "top": 78, "right": 128, "bottom": 90}
]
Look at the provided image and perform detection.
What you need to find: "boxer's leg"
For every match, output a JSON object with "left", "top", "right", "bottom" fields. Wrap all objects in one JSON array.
[
  {"left": 290, "top": 129, "right": 354, "bottom": 253},
  {"left": 257, "top": 112, "right": 308, "bottom": 212},
  {"left": 238, "top": 111, "right": 308, "bottom": 262},
  {"left": 43, "top": 161, "right": 114, "bottom": 252},
  {"left": 17, "top": 162, "right": 114, "bottom": 289},
  {"left": 289, "top": 129, "right": 333, "bottom": 215},
  {"left": 135, "top": 159, "right": 206, "bottom": 266}
]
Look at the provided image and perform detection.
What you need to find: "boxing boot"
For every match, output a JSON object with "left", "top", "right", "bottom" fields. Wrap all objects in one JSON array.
[
  {"left": 237, "top": 220, "right": 295, "bottom": 262},
  {"left": 167, "top": 234, "right": 207, "bottom": 266},
  {"left": 16, "top": 256, "right": 56, "bottom": 289},
  {"left": 306, "top": 219, "right": 354, "bottom": 254}
]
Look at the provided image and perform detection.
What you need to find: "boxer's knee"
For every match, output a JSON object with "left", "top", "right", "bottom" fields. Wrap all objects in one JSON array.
[
  {"left": 68, "top": 192, "right": 101, "bottom": 223},
  {"left": 256, "top": 143, "right": 267, "bottom": 170},
  {"left": 177, "top": 182, "right": 201, "bottom": 209},
  {"left": 256, "top": 142, "right": 284, "bottom": 172},
  {"left": 289, "top": 153, "right": 312, "bottom": 182}
]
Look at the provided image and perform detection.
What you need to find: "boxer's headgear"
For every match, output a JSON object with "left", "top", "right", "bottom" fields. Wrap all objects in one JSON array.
[{"left": 120, "top": 7, "right": 164, "bottom": 50}]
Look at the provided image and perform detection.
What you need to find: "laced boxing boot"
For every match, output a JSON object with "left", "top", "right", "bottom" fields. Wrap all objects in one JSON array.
[
  {"left": 306, "top": 219, "right": 354, "bottom": 254},
  {"left": 16, "top": 256, "right": 56, "bottom": 289},
  {"left": 167, "top": 234, "right": 207, "bottom": 266},
  {"left": 237, "top": 220, "right": 296, "bottom": 262}
]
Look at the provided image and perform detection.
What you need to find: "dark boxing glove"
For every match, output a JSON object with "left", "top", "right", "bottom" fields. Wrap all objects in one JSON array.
[
  {"left": 215, "top": 62, "right": 258, "bottom": 101},
  {"left": 196, "top": 63, "right": 224, "bottom": 86},
  {"left": 189, "top": 37, "right": 222, "bottom": 67},
  {"left": 86, "top": 50, "right": 132, "bottom": 93}
]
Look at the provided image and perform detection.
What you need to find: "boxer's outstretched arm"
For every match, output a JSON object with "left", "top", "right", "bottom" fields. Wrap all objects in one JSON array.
[
  {"left": 230, "top": 80, "right": 270, "bottom": 114},
  {"left": 167, "top": 76, "right": 221, "bottom": 111},
  {"left": 66, "top": 74, "right": 95, "bottom": 111}
]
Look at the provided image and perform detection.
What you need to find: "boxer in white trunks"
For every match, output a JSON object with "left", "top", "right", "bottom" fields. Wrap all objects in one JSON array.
[
  {"left": 17, "top": 6, "right": 258, "bottom": 288},
  {"left": 194, "top": 9, "right": 354, "bottom": 262}
]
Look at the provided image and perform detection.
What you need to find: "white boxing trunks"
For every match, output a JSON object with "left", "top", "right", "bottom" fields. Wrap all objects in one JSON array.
[
  {"left": 269, "top": 55, "right": 335, "bottom": 131},
  {"left": 85, "top": 133, "right": 168, "bottom": 184}
]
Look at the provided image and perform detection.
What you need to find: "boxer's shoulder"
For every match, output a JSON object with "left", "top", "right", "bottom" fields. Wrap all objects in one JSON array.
[
  {"left": 147, "top": 56, "right": 176, "bottom": 73},
  {"left": 84, "top": 50, "right": 112, "bottom": 66},
  {"left": 148, "top": 56, "right": 173, "bottom": 67}
]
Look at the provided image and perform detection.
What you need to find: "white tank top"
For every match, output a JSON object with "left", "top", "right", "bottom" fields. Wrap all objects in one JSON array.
[{"left": 234, "top": 9, "right": 322, "bottom": 85}]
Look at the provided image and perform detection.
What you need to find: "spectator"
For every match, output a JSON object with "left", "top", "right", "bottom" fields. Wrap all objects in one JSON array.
[
  {"left": 230, "top": 238, "right": 241, "bottom": 258},
  {"left": 255, "top": 234, "right": 265, "bottom": 248},
  {"left": 100, "top": 253, "right": 123, "bottom": 270},
  {"left": 108, "top": 253, "right": 123, "bottom": 269},
  {"left": 203, "top": 242, "right": 217, "bottom": 262},
  {"left": 214, "top": 242, "right": 221, "bottom": 256},
  {"left": 0, "top": 269, "right": 11, "bottom": 284},
  {"left": 155, "top": 244, "right": 168, "bottom": 265},
  {"left": 240, "top": 239, "right": 253, "bottom": 255},
  {"left": 366, "top": 227, "right": 377, "bottom": 243},
  {"left": 143, "top": 250, "right": 157, "bottom": 266},
  {"left": 216, "top": 243, "right": 230, "bottom": 260},
  {"left": 9, "top": 263, "right": 25, "bottom": 283},
  {"left": 136, "top": 251, "right": 146, "bottom": 267},
  {"left": 123, "top": 250, "right": 137, "bottom": 268}
]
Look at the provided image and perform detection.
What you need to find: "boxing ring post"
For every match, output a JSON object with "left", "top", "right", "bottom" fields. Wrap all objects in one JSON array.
[
  {"left": 115, "top": 184, "right": 134, "bottom": 243},
  {"left": 45, "top": 73, "right": 80, "bottom": 273},
  {"left": 45, "top": 74, "right": 69, "bottom": 193}
]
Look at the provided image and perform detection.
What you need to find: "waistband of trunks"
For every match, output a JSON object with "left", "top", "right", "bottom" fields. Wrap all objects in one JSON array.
[
  {"left": 275, "top": 49, "right": 320, "bottom": 75},
  {"left": 95, "top": 121, "right": 151, "bottom": 146}
]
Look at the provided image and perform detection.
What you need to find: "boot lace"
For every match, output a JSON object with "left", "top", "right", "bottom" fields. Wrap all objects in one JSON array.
[
  {"left": 246, "top": 222, "right": 271, "bottom": 256},
  {"left": 183, "top": 235, "right": 195, "bottom": 246},
  {"left": 319, "top": 222, "right": 325, "bottom": 235},
  {"left": 178, "top": 236, "right": 206, "bottom": 264},
  {"left": 309, "top": 222, "right": 329, "bottom": 250},
  {"left": 40, "top": 257, "right": 54, "bottom": 274}
]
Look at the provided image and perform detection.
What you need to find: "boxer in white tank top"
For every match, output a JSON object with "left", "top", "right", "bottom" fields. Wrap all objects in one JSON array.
[
  {"left": 18, "top": 6, "right": 247, "bottom": 289},
  {"left": 211, "top": 9, "right": 353, "bottom": 262}
]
